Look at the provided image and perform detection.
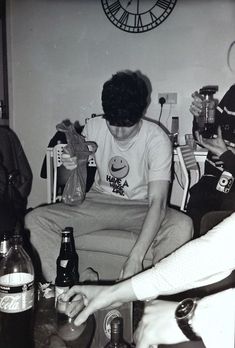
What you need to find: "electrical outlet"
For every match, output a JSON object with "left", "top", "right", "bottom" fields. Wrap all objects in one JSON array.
[{"left": 158, "top": 93, "right": 177, "bottom": 104}]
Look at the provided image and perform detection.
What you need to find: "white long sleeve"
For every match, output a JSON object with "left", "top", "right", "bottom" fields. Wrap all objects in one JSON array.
[
  {"left": 132, "top": 212, "right": 235, "bottom": 300},
  {"left": 193, "top": 289, "right": 235, "bottom": 348}
]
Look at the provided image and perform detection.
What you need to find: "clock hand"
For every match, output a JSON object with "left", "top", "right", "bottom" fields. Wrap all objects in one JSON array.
[{"left": 126, "top": 0, "right": 133, "bottom": 7}]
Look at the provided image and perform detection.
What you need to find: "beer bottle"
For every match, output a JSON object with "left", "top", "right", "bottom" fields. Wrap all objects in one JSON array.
[
  {"left": 55, "top": 227, "right": 77, "bottom": 302},
  {"left": 195, "top": 86, "right": 218, "bottom": 138},
  {"left": 104, "top": 317, "right": 131, "bottom": 348},
  {"left": 0, "top": 234, "right": 35, "bottom": 348},
  {"left": 65, "top": 226, "right": 79, "bottom": 284}
]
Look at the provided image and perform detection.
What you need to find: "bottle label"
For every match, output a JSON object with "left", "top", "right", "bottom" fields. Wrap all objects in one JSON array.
[
  {"left": 0, "top": 273, "right": 34, "bottom": 313},
  {"left": 60, "top": 259, "right": 69, "bottom": 268}
]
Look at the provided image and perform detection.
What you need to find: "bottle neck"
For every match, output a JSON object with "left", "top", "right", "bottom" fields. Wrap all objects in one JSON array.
[
  {"left": 62, "top": 235, "right": 71, "bottom": 244},
  {"left": 111, "top": 331, "right": 122, "bottom": 344},
  {"left": 59, "top": 232, "right": 73, "bottom": 256},
  {"left": 110, "top": 320, "right": 123, "bottom": 344},
  {"left": 10, "top": 234, "right": 23, "bottom": 249}
]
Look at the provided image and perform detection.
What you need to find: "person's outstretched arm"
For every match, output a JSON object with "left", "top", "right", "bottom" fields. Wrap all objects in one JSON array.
[
  {"left": 62, "top": 212, "right": 235, "bottom": 326},
  {"left": 132, "top": 212, "right": 235, "bottom": 300}
]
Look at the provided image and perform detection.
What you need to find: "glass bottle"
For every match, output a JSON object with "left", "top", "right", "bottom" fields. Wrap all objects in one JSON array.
[
  {"left": 55, "top": 228, "right": 77, "bottom": 303},
  {"left": 0, "top": 234, "right": 35, "bottom": 348},
  {"left": 196, "top": 85, "right": 218, "bottom": 138},
  {"left": 104, "top": 317, "right": 131, "bottom": 348},
  {"left": 66, "top": 226, "right": 79, "bottom": 284}
]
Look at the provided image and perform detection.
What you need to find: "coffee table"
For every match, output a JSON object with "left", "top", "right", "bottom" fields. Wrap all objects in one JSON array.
[{"left": 34, "top": 296, "right": 95, "bottom": 348}]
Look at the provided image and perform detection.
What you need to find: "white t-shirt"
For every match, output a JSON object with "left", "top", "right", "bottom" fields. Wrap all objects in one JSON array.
[{"left": 82, "top": 117, "right": 172, "bottom": 200}]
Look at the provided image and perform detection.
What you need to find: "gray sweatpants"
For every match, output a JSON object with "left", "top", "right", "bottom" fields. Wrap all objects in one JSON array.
[{"left": 25, "top": 190, "right": 193, "bottom": 282}]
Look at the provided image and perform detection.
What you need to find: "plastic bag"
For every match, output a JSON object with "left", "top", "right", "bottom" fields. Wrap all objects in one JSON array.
[{"left": 56, "top": 120, "right": 97, "bottom": 205}]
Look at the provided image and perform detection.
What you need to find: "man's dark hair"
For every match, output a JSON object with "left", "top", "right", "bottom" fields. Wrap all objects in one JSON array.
[{"left": 102, "top": 71, "right": 149, "bottom": 127}]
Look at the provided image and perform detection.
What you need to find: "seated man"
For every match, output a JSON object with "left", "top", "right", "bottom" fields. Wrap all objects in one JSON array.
[
  {"left": 63, "top": 211, "right": 235, "bottom": 348},
  {"left": 187, "top": 85, "right": 235, "bottom": 237},
  {"left": 25, "top": 70, "right": 193, "bottom": 282}
]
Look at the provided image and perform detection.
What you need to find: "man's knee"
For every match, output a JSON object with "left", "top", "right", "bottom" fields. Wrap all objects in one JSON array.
[
  {"left": 25, "top": 208, "right": 36, "bottom": 228},
  {"left": 25, "top": 206, "right": 44, "bottom": 230},
  {"left": 167, "top": 208, "right": 194, "bottom": 241},
  {"left": 177, "top": 212, "right": 194, "bottom": 240},
  {"left": 152, "top": 210, "right": 193, "bottom": 264}
]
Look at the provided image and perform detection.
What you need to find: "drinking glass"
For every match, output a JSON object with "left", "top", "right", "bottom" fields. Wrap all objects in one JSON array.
[{"left": 55, "top": 295, "right": 86, "bottom": 342}]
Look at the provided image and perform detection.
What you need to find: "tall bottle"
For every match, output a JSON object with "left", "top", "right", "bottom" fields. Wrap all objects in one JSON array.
[
  {"left": 55, "top": 227, "right": 79, "bottom": 303},
  {"left": 104, "top": 317, "right": 131, "bottom": 348},
  {"left": 0, "top": 234, "right": 35, "bottom": 348}
]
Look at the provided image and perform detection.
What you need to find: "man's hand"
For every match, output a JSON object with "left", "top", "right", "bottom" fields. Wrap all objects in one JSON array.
[
  {"left": 195, "top": 126, "right": 227, "bottom": 157},
  {"left": 134, "top": 300, "right": 188, "bottom": 348},
  {"left": 189, "top": 91, "right": 203, "bottom": 117},
  {"left": 61, "top": 284, "right": 123, "bottom": 327},
  {"left": 119, "top": 254, "right": 143, "bottom": 280}
]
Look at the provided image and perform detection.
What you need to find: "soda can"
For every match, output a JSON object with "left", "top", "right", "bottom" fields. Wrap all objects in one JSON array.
[{"left": 216, "top": 171, "right": 234, "bottom": 193}]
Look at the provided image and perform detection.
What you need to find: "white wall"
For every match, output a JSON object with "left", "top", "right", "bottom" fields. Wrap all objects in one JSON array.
[{"left": 6, "top": 0, "right": 235, "bottom": 207}]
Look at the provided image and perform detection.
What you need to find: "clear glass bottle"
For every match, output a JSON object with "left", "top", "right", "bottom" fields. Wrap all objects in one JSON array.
[
  {"left": 55, "top": 228, "right": 77, "bottom": 303},
  {"left": 104, "top": 317, "right": 131, "bottom": 348},
  {"left": 0, "top": 234, "right": 35, "bottom": 348}
]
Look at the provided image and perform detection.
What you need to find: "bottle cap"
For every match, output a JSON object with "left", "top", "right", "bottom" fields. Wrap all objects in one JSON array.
[
  {"left": 199, "top": 85, "right": 218, "bottom": 95},
  {"left": 64, "top": 227, "right": 73, "bottom": 232}
]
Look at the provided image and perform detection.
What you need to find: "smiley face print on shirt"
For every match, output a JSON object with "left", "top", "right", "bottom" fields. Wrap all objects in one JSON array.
[
  {"left": 106, "top": 156, "right": 129, "bottom": 196},
  {"left": 108, "top": 156, "right": 129, "bottom": 178}
]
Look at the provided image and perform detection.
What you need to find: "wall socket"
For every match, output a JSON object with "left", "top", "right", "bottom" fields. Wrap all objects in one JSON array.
[{"left": 158, "top": 92, "right": 177, "bottom": 104}]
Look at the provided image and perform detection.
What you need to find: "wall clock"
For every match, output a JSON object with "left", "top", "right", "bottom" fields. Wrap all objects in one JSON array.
[{"left": 101, "top": 0, "right": 177, "bottom": 33}]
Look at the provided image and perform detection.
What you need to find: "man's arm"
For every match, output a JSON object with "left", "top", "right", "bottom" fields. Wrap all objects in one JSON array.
[
  {"left": 120, "top": 180, "right": 169, "bottom": 279},
  {"left": 132, "top": 212, "right": 235, "bottom": 300},
  {"left": 195, "top": 126, "right": 235, "bottom": 177},
  {"left": 134, "top": 289, "right": 235, "bottom": 348},
  {"left": 62, "top": 213, "right": 235, "bottom": 328}
]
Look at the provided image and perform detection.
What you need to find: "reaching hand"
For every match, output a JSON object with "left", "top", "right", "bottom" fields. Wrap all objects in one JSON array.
[
  {"left": 61, "top": 285, "right": 123, "bottom": 327},
  {"left": 134, "top": 300, "right": 188, "bottom": 348},
  {"left": 189, "top": 91, "right": 203, "bottom": 117},
  {"left": 195, "top": 126, "right": 228, "bottom": 157}
]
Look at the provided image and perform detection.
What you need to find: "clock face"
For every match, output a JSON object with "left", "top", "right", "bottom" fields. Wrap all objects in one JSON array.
[{"left": 101, "top": 0, "right": 177, "bottom": 33}]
